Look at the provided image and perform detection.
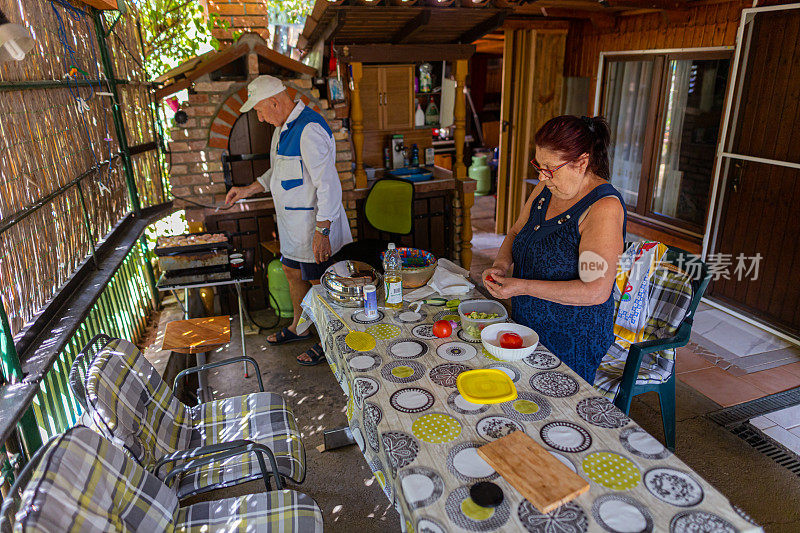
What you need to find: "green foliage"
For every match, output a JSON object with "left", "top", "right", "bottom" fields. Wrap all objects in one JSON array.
[
  {"left": 269, "top": 0, "right": 313, "bottom": 25},
  {"left": 127, "top": 0, "right": 227, "bottom": 76},
  {"left": 128, "top": 0, "right": 313, "bottom": 78}
]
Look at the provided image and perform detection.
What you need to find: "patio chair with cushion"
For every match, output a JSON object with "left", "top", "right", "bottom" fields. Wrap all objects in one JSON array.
[
  {"left": 68, "top": 336, "right": 306, "bottom": 499},
  {"left": 593, "top": 243, "right": 710, "bottom": 451},
  {"left": 0, "top": 426, "right": 323, "bottom": 533}
]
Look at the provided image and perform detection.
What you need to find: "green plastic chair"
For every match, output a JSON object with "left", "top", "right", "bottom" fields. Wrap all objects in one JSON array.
[
  {"left": 364, "top": 177, "right": 415, "bottom": 235},
  {"left": 611, "top": 245, "right": 710, "bottom": 451}
]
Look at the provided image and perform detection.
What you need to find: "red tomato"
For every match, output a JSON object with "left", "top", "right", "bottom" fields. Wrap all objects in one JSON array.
[
  {"left": 500, "top": 332, "right": 524, "bottom": 349},
  {"left": 432, "top": 320, "right": 453, "bottom": 338}
]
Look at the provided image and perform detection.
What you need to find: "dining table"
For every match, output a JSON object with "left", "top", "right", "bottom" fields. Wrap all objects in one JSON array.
[{"left": 301, "top": 285, "right": 762, "bottom": 533}]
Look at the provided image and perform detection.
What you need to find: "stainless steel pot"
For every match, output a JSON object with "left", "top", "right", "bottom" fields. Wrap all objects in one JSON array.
[{"left": 321, "top": 260, "right": 383, "bottom": 307}]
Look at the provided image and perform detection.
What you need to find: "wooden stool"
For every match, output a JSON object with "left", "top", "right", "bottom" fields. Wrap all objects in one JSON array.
[{"left": 163, "top": 316, "right": 231, "bottom": 402}]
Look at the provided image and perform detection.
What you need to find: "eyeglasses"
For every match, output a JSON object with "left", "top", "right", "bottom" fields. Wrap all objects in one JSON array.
[{"left": 530, "top": 159, "right": 570, "bottom": 180}]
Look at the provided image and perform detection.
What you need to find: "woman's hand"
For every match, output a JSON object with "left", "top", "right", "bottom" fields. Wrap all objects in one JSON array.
[
  {"left": 484, "top": 274, "right": 527, "bottom": 300},
  {"left": 482, "top": 265, "right": 509, "bottom": 286}
]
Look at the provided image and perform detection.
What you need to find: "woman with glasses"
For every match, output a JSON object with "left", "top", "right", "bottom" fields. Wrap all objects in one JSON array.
[{"left": 483, "top": 115, "right": 627, "bottom": 383}]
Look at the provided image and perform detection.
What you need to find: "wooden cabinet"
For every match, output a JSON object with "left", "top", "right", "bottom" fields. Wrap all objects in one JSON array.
[
  {"left": 361, "top": 65, "right": 414, "bottom": 131},
  {"left": 361, "top": 66, "right": 382, "bottom": 131}
]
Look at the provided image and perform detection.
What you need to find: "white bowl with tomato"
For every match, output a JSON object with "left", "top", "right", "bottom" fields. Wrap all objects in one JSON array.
[{"left": 480, "top": 323, "right": 539, "bottom": 361}]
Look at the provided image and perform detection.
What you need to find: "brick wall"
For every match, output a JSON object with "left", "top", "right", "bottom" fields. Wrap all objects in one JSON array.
[{"left": 206, "top": 1, "right": 270, "bottom": 46}]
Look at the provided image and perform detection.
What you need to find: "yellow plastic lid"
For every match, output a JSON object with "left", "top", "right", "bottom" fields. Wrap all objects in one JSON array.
[{"left": 456, "top": 369, "right": 517, "bottom": 405}]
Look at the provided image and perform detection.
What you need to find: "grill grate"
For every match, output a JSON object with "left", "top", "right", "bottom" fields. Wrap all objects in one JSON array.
[
  {"left": 728, "top": 423, "right": 800, "bottom": 477},
  {"left": 707, "top": 386, "right": 800, "bottom": 478}
]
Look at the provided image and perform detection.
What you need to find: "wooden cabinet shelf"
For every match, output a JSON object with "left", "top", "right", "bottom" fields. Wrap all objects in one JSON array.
[{"left": 362, "top": 65, "right": 414, "bottom": 131}]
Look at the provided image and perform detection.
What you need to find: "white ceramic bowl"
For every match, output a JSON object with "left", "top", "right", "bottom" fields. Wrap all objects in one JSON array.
[{"left": 480, "top": 323, "right": 539, "bottom": 361}]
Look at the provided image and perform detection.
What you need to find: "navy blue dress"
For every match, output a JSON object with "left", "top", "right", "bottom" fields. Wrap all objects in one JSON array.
[{"left": 510, "top": 183, "right": 627, "bottom": 383}]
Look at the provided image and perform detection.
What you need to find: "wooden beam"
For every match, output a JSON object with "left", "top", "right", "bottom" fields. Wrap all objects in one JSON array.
[
  {"left": 605, "top": 0, "right": 687, "bottom": 9},
  {"left": 536, "top": 8, "right": 617, "bottom": 30},
  {"left": 392, "top": 10, "right": 432, "bottom": 44},
  {"left": 82, "top": 0, "right": 117, "bottom": 9},
  {"left": 329, "top": 11, "right": 348, "bottom": 41},
  {"left": 454, "top": 60, "right": 473, "bottom": 269},
  {"left": 457, "top": 10, "right": 509, "bottom": 44},
  {"left": 336, "top": 44, "right": 475, "bottom": 63},
  {"left": 502, "top": 18, "right": 571, "bottom": 31}
]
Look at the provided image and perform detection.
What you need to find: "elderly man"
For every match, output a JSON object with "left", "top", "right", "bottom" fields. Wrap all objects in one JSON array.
[{"left": 226, "top": 75, "right": 352, "bottom": 365}]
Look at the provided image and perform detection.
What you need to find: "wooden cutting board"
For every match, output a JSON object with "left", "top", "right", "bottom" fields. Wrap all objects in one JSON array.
[{"left": 477, "top": 430, "right": 589, "bottom": 513}]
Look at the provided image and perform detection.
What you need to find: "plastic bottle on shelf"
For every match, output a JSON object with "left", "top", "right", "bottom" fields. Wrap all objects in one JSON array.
[
  {"left": 383, "top": 243, "right": 403, "bottom": 309},
  {"left": 415, "top": 100, "right": 425, "bottom": 127},
  {"left": 425, "top": 99, "right": 439, "bottom": 126}
]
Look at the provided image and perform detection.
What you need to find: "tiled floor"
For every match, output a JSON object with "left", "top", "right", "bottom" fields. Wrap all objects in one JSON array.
[
  {"left": 675, "top": 340, "right": 800, "bottom": 407},
  {"left": 692, "top": 307, "right": 800, "bottom": 374},
  {"left": 750, "top": 405, "right": 800, "bottom": 456}
]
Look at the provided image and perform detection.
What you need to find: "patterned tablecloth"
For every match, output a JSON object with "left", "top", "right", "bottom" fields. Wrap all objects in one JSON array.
[{"left": 301, "top": 286, "right": 761, "bottom": 533}]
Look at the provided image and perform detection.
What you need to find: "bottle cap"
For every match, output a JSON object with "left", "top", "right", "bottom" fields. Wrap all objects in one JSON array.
[{"left": 388, "top": 243, "right": 396, "bottom": 249}]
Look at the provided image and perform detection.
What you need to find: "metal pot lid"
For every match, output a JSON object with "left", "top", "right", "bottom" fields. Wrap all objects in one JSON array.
[{"left": 322, "top": 260, "right": 380, "bottom": 295}]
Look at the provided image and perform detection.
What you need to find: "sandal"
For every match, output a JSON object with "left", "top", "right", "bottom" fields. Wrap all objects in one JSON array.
[
  {"left": 297, "top": 344, "right": 326, "bottom": 366},
  {"left": 267, "top": 327, "right": 312, "bottom": 346}
]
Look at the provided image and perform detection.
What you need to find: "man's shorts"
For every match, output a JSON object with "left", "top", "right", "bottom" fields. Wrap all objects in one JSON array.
[{"left": 280, "top": 255, "right": 335, "bottom": 281}]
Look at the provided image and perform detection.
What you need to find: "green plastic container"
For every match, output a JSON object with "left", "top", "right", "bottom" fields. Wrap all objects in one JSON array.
[
  {"left": 468, "top": 154, "right": 491, "bottom": 196},
  {"left": 267, "top": 259, "right": 293, "bottom": 318}
]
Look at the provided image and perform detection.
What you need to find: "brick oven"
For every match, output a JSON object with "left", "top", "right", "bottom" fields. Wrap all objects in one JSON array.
[{"left": 156, "top": 33, "right": 355, "bottom": 310}]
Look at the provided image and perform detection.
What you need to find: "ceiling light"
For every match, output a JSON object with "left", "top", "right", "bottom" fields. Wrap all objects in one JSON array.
[{"left": 0, "top": 8, "right": 33, "bottom": 63}]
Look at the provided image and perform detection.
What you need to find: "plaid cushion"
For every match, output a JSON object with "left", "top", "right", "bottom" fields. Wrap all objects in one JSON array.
[
  {"left": 12, "top": 426, "right": 321, "bottom": 533},
  {"left": 14, "top": 426, "right": 177, "bottom": 532},
  {"left": 84, "top": 338, "right": 193, "bottom": 469},
  {"left": 174, "top": 490, "right": 323, "bottom": 532},
  {"left": 175, "top": 393, "right": 306, "bottom": 498},
  {"left": 593, "top": 343, "right": 675, "bottom": 399},
  {"left": 83, "top": 339, "right": 305, "bottom": 499},
  {"left": 594, "top": 243, "right": 694, "bottom": 399}
]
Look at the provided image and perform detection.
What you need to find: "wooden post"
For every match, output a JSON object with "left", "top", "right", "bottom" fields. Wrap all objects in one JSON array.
[
  {"left": 453, "top": 59, "right": 473, "bottom": 270},
  {"left": 350, "top": 62, "right": 367, "bottom": 189},
  {"left": 453, "top": 59, "right": 468, "bottom": 180}
]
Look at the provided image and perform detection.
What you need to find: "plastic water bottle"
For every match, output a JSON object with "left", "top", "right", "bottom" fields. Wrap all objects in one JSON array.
[{"left": 384, "top": 243, "right": 403, "bottom": 309}]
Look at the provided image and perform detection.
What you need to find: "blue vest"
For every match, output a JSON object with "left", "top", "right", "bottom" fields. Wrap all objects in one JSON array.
[{"left": 277, "top": 105, "right": 332, "bottom": 158}]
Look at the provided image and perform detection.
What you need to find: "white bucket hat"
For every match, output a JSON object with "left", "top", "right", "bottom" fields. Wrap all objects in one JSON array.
[{"left": 240, "top": 75, "right": 285, "bottom": 112}]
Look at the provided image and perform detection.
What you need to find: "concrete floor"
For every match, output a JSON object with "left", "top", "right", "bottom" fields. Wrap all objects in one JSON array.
[{"left": 173, "top": 305, "right": 800, "bottom": 533}]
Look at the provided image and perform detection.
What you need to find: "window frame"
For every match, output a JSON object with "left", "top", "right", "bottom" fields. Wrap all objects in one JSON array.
[{"left": 598, "top": 48, "right": 734, "bottom": 235}]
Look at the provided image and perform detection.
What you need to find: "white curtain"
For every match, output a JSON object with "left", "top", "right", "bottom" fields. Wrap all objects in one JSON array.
[
  {"left": 652, "top": 60, "right": 691, "bottom": 217},
  {"left": 604, "top": 61, "right": 653, "bottom": 206}
]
